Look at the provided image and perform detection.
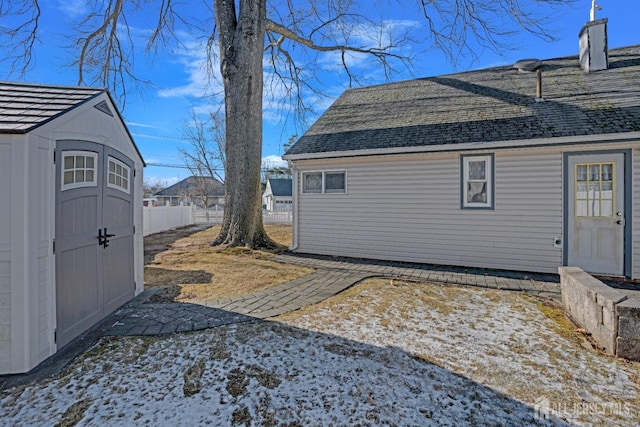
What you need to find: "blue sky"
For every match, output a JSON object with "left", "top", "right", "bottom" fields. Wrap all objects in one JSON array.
[{"left": 2, "top": 1, "right": 638, "bottom": 187}]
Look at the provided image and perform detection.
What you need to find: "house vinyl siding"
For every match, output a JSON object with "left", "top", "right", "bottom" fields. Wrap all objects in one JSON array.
[{"left": 296, "top": 149, "right": 565, "bottom": 273}]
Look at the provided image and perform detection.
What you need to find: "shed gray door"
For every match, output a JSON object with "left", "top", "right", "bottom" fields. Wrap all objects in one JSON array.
[
  {"left": 567, "top": 153, "right": 625, "bottom": 276},
  {"left": 55, "top": 141, "right": 135, "bottom": 348}
]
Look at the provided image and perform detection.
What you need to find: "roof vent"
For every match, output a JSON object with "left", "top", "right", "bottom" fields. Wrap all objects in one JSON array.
[
  {"left": 94, "top": 100, "right": 114, "bottom": 117},
  {"left": 514, "top": 59, "right": 544, "bottom": 102},
  {"left": 513, "top": 59, "right": 542, "bottom": 72}
]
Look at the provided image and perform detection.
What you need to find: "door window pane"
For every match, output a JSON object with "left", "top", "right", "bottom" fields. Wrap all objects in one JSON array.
[
  {"left": 107, "top": 157, "right": 131, "bottom": 193},
  {"left": 575, "top": 162, "right": 615, "bottom": 218},
  {"left": 61, "top": 151, "right": 98, "bottom": 191},
  {"left": 64, "top": 171, "right": 74, "bottom": 185}
]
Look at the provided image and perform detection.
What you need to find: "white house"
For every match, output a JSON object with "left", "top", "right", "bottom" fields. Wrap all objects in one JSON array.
[
  {"left": 263, "top": 178, "right": 293, "bottom": 211},
  {"left": 154, "top": 175, "right": 225, "bottom": 207},
  {"left": 0, "top": 82, "right": 145, "bottom": 374},
  {"left": 284, "top": 25, "right": 640, "bottom": 279}
]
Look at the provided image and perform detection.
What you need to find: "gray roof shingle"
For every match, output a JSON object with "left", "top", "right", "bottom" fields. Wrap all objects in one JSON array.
[
  {"left": 0, "top": 82, "right": 105, "bottom": 133},
  {"left": 267, "top": 178, "right": 292, "bottom": 197},
  {"left": 287, "top": 45, "right": 640, "bottom": 156},
  {"left": 154, "top": 176, "right": 225, "bottom": 197}
]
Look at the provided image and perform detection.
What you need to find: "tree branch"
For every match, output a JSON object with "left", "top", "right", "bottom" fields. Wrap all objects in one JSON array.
[{"left": 0, "top": 0, "right": 41, "bottom": 76}]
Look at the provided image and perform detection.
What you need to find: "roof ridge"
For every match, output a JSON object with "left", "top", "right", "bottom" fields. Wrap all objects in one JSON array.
[
  {"left": 0, "top": 81, "right": 106, "bottom": 92},
  {"left": 342, "top": 44, "right": 640, "bottom": 94}
]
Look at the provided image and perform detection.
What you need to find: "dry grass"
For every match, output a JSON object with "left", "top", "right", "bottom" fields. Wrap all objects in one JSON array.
[{"left": 144, "top": 224, "right": 313, "bottom": 303}]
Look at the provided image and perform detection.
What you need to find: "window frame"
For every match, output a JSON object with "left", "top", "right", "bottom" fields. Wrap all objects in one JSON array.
[
  {"left": 302, "top": 171, "right": 323, "bottom": 194},
  {"left": 61, "top": 150, "right": 99, "bottom": 191},
  {"left": 460, "top": 154, "right": 495, "bottom": 210},
  {"left": 107, "top": 156, "right": 131, "bottom": 194},
  {"left": 301, "top": 170, "right": 347, "bottom": 194},
  {"left": 574, "top": 161, "right": 616, "bottom": 218}
]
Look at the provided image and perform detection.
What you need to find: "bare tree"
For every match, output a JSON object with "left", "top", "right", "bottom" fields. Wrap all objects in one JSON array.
[
  {"left": 180, "top": 109, "right": 226, "bottom": 208},
  {"left": 180, "top": 109, "right": 226, "bottom": 182},
  {"left": 1, "top": 0, "right": 575, "bottom": 247},
  {"left": 143, "top": 178, "right": 165, "bottom": 198}
]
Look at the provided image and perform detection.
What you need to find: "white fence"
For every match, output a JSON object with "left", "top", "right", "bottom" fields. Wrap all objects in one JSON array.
[
  {"left": 143, "top": 204, "right": 195, "bottom": 236},
  {"left": 143, "top": 205, "right": 291, "bottom": 236},
  {"left": 194, "top": 207, "right": 292, "bottom": 225}
]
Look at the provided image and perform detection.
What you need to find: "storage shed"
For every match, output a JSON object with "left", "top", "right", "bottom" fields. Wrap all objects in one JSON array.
[
  {"left": 0, "top": 82, "right": 145, "bottom": 374},
  {"left": 284, "top": 43, "right": 640, "bottom": 279}
]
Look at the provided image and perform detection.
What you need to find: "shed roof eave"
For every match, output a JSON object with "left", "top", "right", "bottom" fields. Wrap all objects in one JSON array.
[{"left": 283, "top": 131, "right": 640, "bottom": 162}]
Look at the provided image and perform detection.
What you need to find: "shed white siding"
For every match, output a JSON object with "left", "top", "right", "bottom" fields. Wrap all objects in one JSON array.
[
  {"left": 633, "top": 148, "right": 640, "bottom": 279},
  {"left": 295, "top": 144, "right": 638, "bottom": 275},
  {"left": 0, "top": 137, "right": 13, "bottom": 371},
  {"left": 0, "top": 133, "right": 55, "bottom": 373}
]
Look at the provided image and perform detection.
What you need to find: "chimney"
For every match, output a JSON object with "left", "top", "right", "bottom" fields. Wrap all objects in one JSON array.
[{"left": 579, "top": 18, "right": 609, "bottom": 72}]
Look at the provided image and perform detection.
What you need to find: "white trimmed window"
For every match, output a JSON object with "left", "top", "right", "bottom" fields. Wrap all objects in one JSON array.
[
  {"left": 62, "top": 151, "right": 98, "bottom": 190},
  {"left": 302, "top": 171, "right": 346, "bottom": 194},
  {"left": 107, "top": 156, "right": 130, "bottom": 193},
  {"left": 461, "top": 154, "right": 494, "bottom": 209}
]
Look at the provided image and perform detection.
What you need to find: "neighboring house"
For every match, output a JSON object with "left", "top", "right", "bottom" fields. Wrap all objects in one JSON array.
[
  {"left": 263, "top": 178, "right": 293, "bottom": 211},
  {"left": 153, "top": 176, "right": 225, "bottom": 207},
  {"left": 0, "top": 82, "right": 145, "bottom": 374},
  {"left": 284, "top": 23, "right": 640, "bottom": 279}
]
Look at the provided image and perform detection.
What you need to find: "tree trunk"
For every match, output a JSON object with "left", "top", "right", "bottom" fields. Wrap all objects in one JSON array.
[{"left": 213, "top": 0, "right": 276, "bottom": 248}]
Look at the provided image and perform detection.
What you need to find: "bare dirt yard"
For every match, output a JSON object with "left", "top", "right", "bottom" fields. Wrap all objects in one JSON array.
[
  {"left": 143, "top": 224, "right": 313, "bottom": 303},
  {"left": 1, "top": 226, "right": 639, "bottom": 426}
]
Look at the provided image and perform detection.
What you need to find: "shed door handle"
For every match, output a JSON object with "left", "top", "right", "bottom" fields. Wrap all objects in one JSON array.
[{"left": 98, "top": 228, "right": 116, "bottom": 248}]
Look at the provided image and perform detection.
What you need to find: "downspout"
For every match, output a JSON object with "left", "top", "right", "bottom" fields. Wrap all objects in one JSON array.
[{"left": 289, "top": 160, "right": 299, "bottom": 251}]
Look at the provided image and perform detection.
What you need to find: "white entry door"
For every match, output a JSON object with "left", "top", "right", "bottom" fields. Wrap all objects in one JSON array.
[{"left": 567, "top": 153, "right": 625, "bottom": 276}]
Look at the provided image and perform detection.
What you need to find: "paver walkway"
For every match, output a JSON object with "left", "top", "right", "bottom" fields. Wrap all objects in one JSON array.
[{"left": 106, "top": 253, "right": 562, "bottom": 337}]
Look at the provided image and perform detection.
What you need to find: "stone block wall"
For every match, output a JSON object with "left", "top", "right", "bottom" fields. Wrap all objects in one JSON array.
[
  {"left": 616, "top": 299, "right": 640, "bottom": 360},
  {"left": 559, "top": 266, "right": 640, "bottom": 361}
]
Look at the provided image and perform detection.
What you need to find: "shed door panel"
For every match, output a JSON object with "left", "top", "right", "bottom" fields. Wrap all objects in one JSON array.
[
  {"left": 55, "top": 141, "right": 135, "bottom": 349},
  {"left": 102, "top": 147, "right": 135, "bottom": 313},
  {"left": 55, "top": 142, "right": 103, "bottom": 348}
]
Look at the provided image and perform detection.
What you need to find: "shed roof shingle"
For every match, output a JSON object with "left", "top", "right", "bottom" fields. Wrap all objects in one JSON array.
[
  {"left": 0, "top": 82, "right": 105, "bottom": 133},
  {"left": 287, "top": 45, "right": 640, "bottom": 156}
]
